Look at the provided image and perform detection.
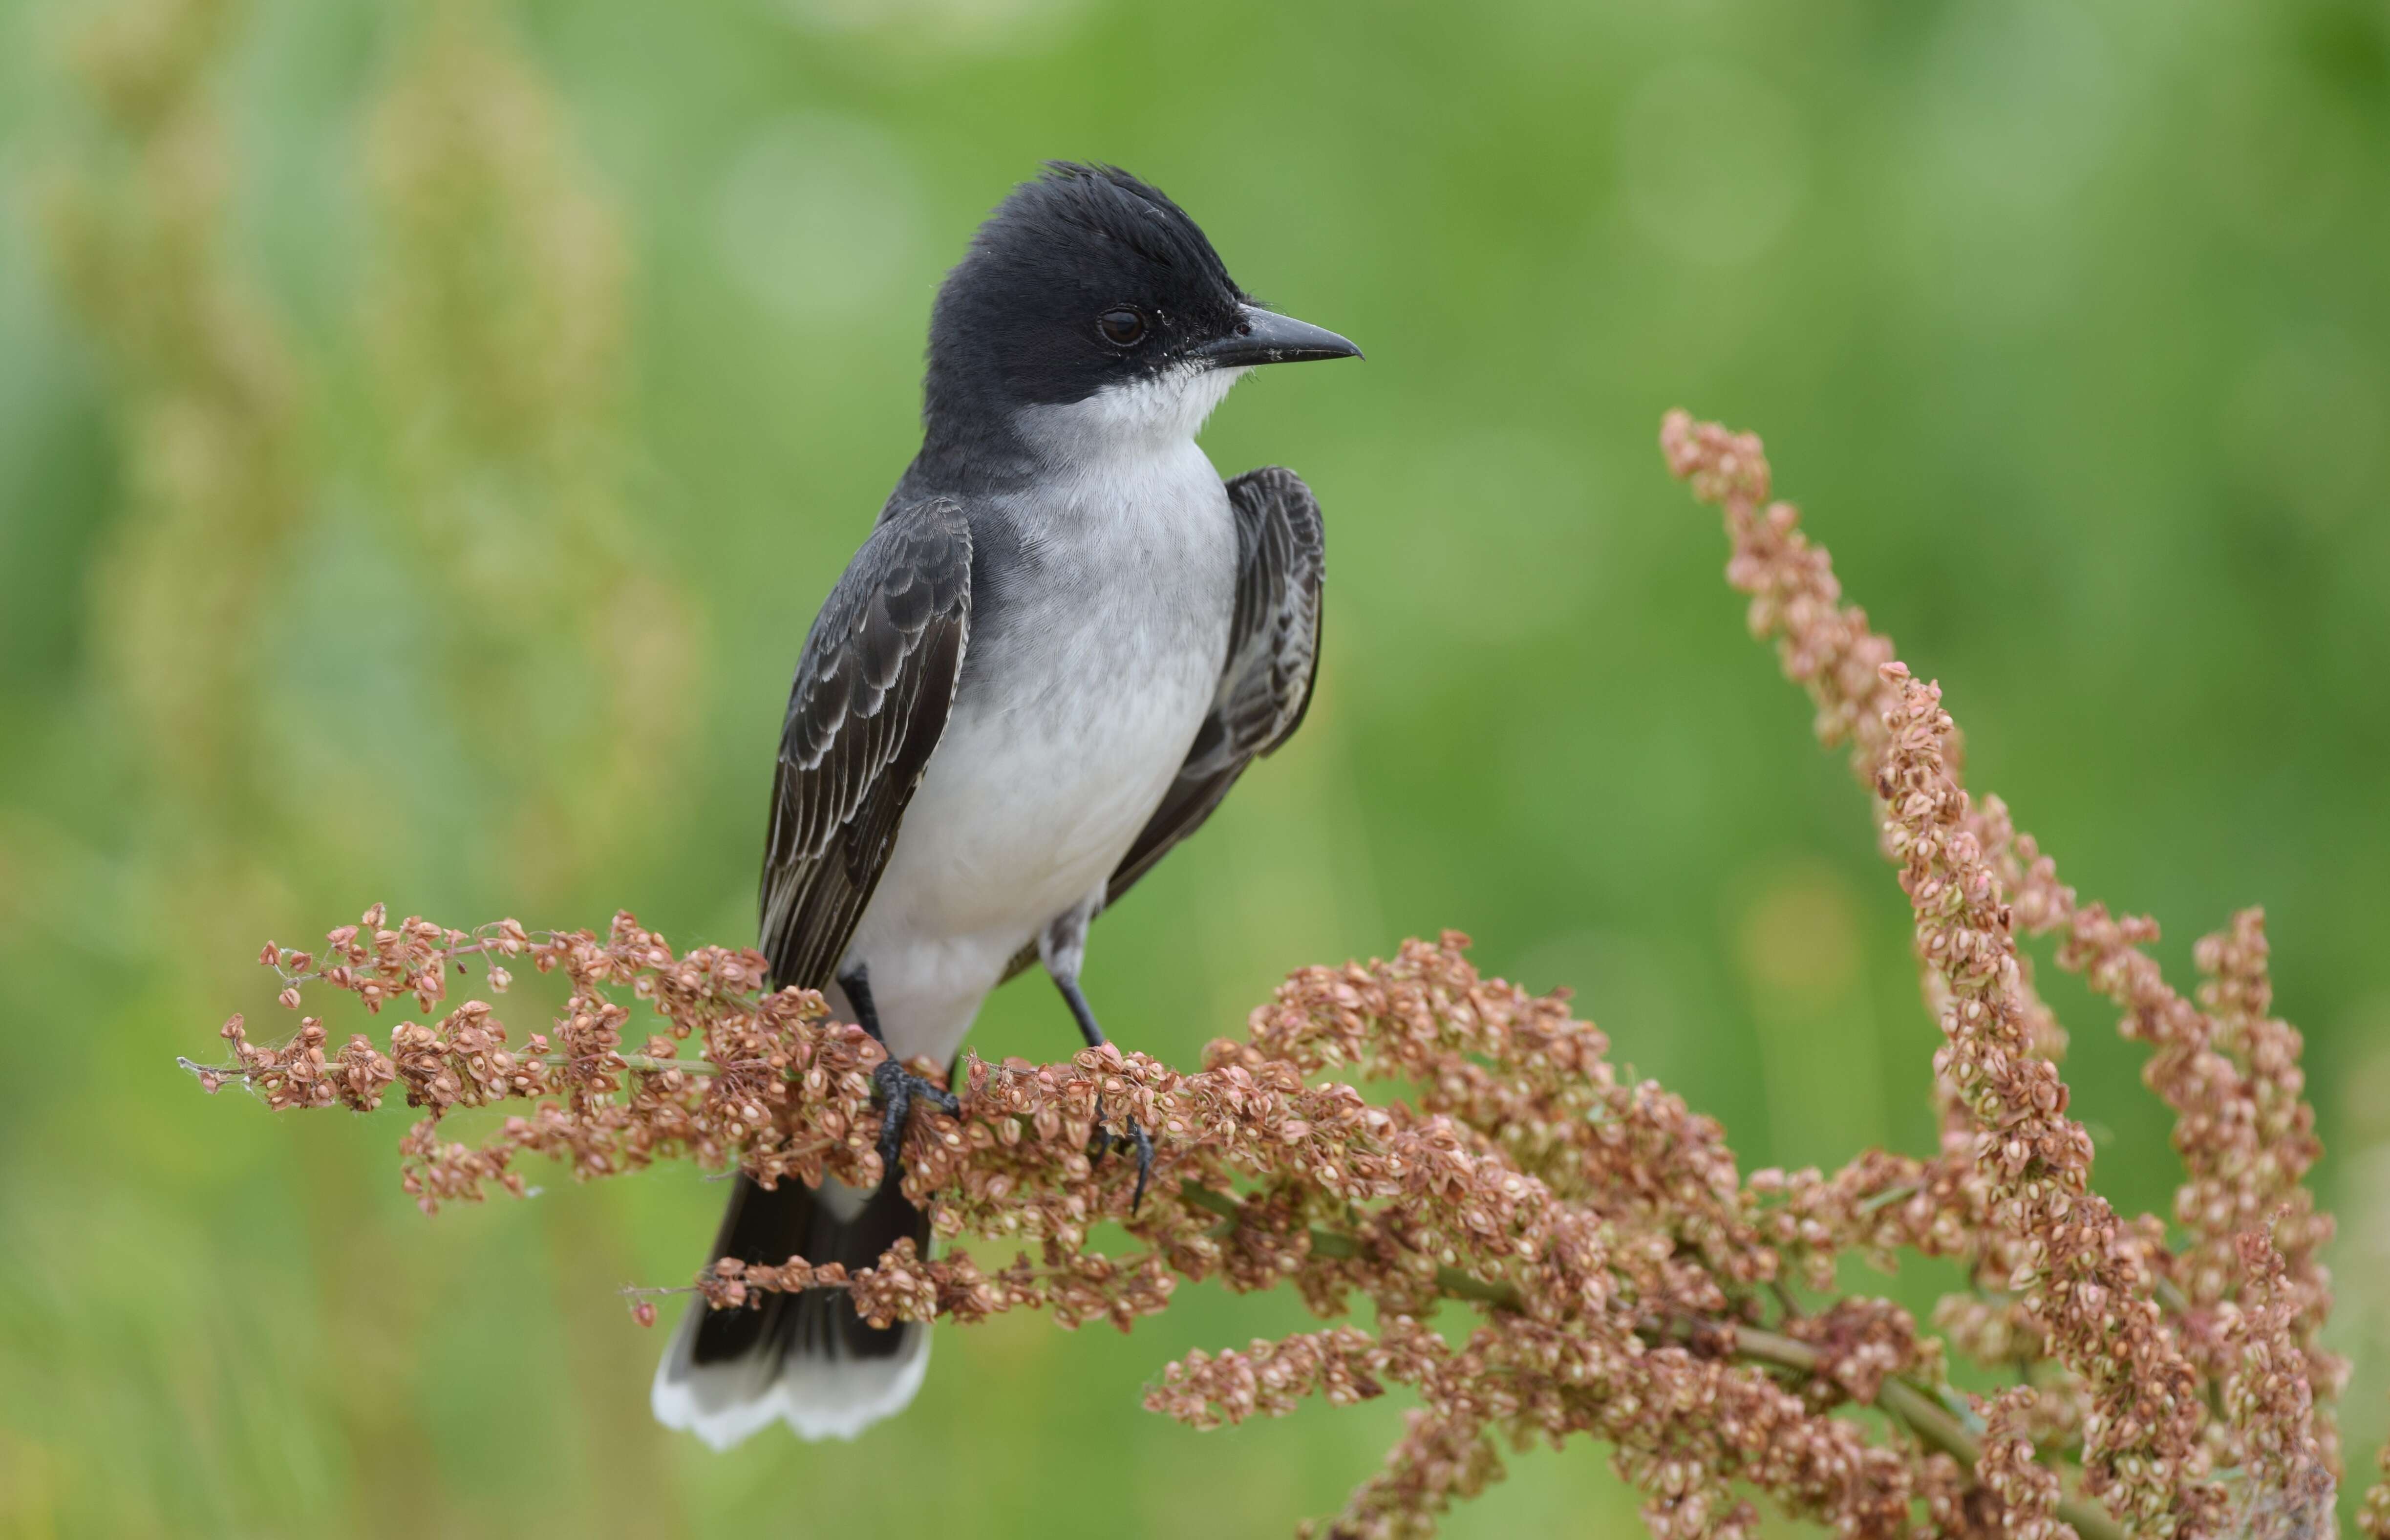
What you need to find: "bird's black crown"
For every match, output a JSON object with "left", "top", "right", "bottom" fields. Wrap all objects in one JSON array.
[{"left": 924, "top": 163, "right": 1251, "bottom": 418}]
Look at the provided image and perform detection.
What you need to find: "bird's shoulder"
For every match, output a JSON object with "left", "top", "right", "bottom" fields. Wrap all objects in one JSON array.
[
  {"left": 780, "top": 497, "right": 972, "bottom": 754},
  {"left": 767, "top": 498, "right": 972, "bottom": 864}
]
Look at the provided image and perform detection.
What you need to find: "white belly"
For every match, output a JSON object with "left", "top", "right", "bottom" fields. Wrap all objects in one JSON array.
[{"left": 838, "top": 438, "right": 1238, "bottom": 1064}]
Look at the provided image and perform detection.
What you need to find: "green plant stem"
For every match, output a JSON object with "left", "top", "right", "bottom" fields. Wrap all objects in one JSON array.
[
  {"left": 180, "top": 1049, "right": 714, "bottom": 1084},
  {"left": 206, "top": 1042, "right": 1044, "bottom": 1093},
  {"left": 529, "top": 1052, "right": 702, "bottom": 1074},
  {"left": 1858, "top": 1181, "right": 1920, "bottom": 1213},
  {"left": 1177, "top": 1182, "right": 2126, "bottom": 1540}
]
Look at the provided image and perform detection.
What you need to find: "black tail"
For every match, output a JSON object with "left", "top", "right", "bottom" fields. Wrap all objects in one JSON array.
[{"left": 651, "top": 1172, "right": 930, "bottom": 1446}]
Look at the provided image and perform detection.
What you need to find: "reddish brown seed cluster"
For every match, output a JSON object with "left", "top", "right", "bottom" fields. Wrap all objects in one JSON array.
[
  {"left": 186, "top": 417, "right": 2362, "bottom": 1540},
  {"left": 192, "top": 907, "right": 886, "bottom": 1213},
  {"left": 1663, "top": 411, "right": 2350, "bottom": 1538}
]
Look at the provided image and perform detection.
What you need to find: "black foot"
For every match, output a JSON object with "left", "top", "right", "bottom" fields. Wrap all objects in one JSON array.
[
  {"left": 1123, "top": 1117, "right": 1153, "bottom": 1215},
  {"left": 873, "top": 1058, "right": 960, "bottom": 1180},
  {"left": 1089, "top": 1098, "right": 1155, "bottom": 1215}
]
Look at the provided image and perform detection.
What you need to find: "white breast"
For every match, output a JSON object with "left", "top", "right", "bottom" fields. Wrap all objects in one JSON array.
[{"left": 840, "top": 405, "right": 1241, "bottom": 1065}]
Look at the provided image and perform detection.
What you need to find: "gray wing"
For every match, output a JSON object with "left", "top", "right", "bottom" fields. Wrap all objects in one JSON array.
[
  {"left": 1107, "top": 464, "right": 1325, "bottom": 906},
  {"left": 759, "top": 499, "right": 972, "bottom": 991}
]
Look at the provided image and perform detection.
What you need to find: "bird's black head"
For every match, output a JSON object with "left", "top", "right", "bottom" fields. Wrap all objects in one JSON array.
[{"left": 922, "top": 163, "right": 1358, "bottom": 450}]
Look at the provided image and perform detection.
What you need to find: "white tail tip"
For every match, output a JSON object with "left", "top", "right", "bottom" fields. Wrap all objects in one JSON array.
[{"left": 650, "top": 1301, "right": 930, "bottom": 1449}]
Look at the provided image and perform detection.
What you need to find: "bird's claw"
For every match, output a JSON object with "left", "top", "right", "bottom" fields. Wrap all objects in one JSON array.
[
  {"left": 873, "top": 1058, "right": 960, "bottom": 1181},
  {"left": 1089, "top": 1096, "right": 1155, "bottom": 1215},
  {"left": 1123, "top": 1117, "right": 1153, "bottom": 1215}
]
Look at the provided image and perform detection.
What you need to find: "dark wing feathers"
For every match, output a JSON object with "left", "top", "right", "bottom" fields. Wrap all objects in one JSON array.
[
  {"left": 760, "top": 500, "right": 972, "bottom": 991},
  {"left": 1106, "top": 464, "right": 1324, "bottom": 908}
]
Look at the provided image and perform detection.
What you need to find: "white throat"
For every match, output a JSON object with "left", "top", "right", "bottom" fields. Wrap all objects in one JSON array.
[{"left": 1014, "top": 362, "right": 1247, "bottom": 468}]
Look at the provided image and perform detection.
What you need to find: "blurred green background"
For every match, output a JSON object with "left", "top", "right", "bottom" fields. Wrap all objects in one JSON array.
[{"left": 4, "top": 0, "right": 2389, "bottom": 1534}]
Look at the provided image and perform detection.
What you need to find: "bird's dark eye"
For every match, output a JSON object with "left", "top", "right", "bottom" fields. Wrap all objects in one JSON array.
[{"left": 1097, "top": 307, "right": 1148, "bottom": 346}]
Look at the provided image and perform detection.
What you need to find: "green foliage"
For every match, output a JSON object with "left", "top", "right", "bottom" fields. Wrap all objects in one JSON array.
[{"left": 0, "top": 0, "right": 2385, "bottom": 1534}]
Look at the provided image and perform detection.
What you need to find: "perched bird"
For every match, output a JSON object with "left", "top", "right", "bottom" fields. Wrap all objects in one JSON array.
[{"left": 652, "top": 162, "right": 1359, "bottom": 1448}]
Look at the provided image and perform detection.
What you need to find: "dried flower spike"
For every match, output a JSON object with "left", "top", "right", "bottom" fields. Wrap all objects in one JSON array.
[{"left": 179, "top": 416, "right": 2354, "bottom": 1540}]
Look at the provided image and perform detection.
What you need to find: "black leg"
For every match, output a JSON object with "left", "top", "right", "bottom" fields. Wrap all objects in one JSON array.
[
  {"left": 1050, "top": 971, "right": 1152, "bottom": 1214},
  {"left": 1118, "top": 1118, "right": 1152, "bottom": 1215},
  {"left": 1055, "top": 975, "right": 1107, "bottom": 1050},
  {"left": 842, "top": 966, "right": 886, "bottom": 1044},
  {"left": 842, "top": 966, "right": 957, "bottom": 1181}
]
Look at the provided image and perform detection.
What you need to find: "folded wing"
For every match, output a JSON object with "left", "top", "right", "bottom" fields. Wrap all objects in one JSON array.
[
  {"left": 1105, "top": 464, "right": 1325, "bottom": 908},
  {"left": 759, "top": 498, "right": 974, "bottom": 992}
]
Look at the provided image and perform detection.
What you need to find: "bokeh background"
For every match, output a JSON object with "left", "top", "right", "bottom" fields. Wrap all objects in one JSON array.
[{"left": 3, "top": 0, "right": 2388, "bottom": 1534}]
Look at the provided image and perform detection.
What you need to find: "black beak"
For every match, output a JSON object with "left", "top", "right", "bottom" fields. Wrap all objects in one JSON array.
[{"left": 1195, "top": 304, "right": 1364, "bottom": 368}]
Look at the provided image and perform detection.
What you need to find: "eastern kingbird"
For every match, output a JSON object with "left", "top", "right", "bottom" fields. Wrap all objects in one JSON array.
[{"left": 653, "top": 163, "right": 1359, "bottom": 1447}]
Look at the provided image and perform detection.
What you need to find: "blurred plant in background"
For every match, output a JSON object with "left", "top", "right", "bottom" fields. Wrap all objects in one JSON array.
[
  {"left": 362, "top": 0, "right": 695, "bottom": 905},
  {"left": 9, "top": 0, "right": 701, "bottom": 1531},
  {"left": 3, "top": 0, "right": 2388, "bottom": 1535},
  {"left": 37, "top": 0, "right": 306, "bottom": 963}
]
